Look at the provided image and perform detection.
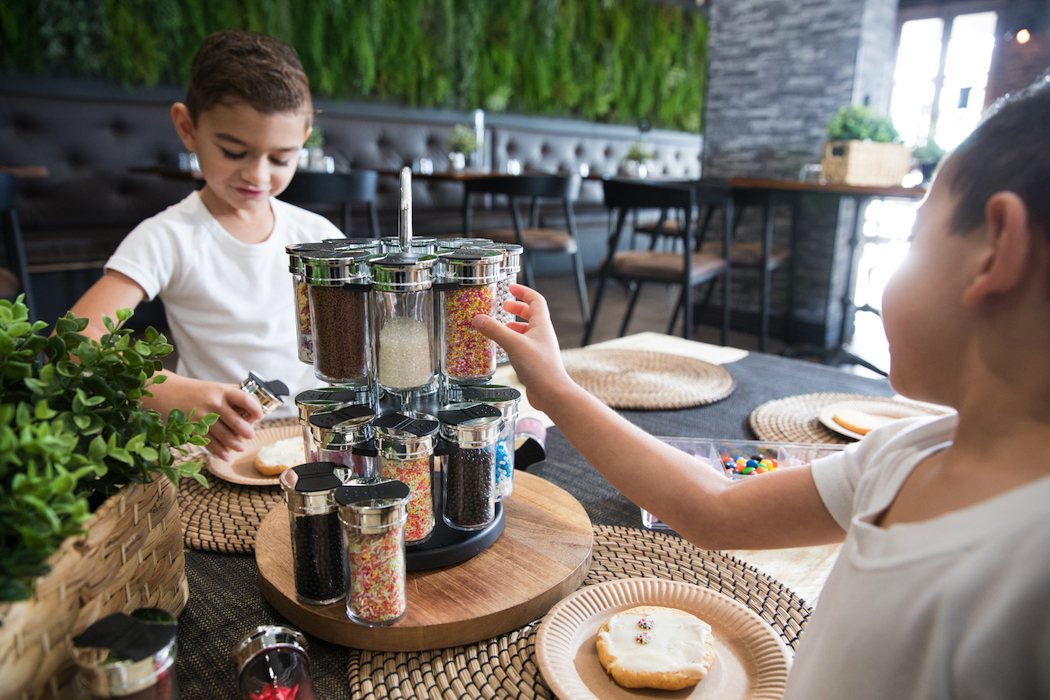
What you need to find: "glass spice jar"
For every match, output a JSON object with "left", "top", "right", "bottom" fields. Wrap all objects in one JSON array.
[
  {"left": 437, "top": 247, "right": 503, "bottom": 385},
  {"left": 449, "top": 385, "right": 521, "bottom": 500},
  {"left": 372, "top": 411, "right": 440, "bottom": 544},
  {"left": 369, "top": 253, "right": 437, "bottom": 393},
  {"left": 231, "top": 626, "right": 318, "bottom": 700},
  {"left": 481, "top": 243, "right": 522, "bottom": 364},
  {"left": 240, "top": 372, "right": 289, "bottom": 416},
  {"left": 308, "top": 404, "right": 377, "bottom": 482},
  {"left": 287, "top": 242, "right": 335, "bottom": 365},
  {"left": 72, "top": 609, "right": 178, "bottom": 700},
  {"left": 438, "top": 403, "right": 504, "bottom": 531},
  {"left": 336, "top": 479, "right": 412, "bottom": 627},
  {"left": 295, "top": 386, "right": 373, "bottom": 461},
  {"left": 280, "top": 463, "right": 346, "bottom": 605},
  {"left": 302, "top": 248, "right": 373, "bottom": 387}
]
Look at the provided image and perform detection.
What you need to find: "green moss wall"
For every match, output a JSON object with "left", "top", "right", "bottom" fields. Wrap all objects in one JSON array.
[{"left": 0, "top": 0, "right": 707, "bottom": 131}]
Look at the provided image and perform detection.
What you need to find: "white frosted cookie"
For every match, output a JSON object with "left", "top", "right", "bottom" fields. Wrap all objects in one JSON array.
[
  {"left": 596, "top": 606, "right": 715, "bottom": 690},
  {"left": 253, "top": 436, "right": 305, "bottom": 476},
  {"left": 833, "top": 407, "right": 898, "bottom": 435}
]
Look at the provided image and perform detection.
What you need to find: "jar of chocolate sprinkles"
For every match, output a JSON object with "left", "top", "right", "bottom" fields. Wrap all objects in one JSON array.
[
  {"left": 303, "top": 248, "right": 372, "bottom": 387},
  {"left": 439, "top": 402, "right": 503, "bottom": 531},
  {"left": 309, "top": 404, "right": 377, "bottom": 482},
  {"left": 280, "top": 463, "right": 346, "bottom": 605}
]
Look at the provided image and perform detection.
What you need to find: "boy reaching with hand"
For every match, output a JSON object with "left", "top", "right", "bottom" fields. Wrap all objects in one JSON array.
[{"left": 475, "top": 77, "right": 1050, "bottom": 698}]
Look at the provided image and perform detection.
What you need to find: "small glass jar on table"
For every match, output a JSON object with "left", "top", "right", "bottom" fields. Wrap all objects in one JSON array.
[
  {"left": 371, "top": 411, "right": 441, "bottom": 545},
  {"left": 287, "top": 241, "right": 335, "bottom": 365},
  {"left": 369, "top": 252, "right": 438, "bottom": 397},
  {"left": 438, "top": 402, "right": 503, "bottom": 531},
  {"left": 336, "top": 479, "right": 412, "bottom": 627},
  {"left": 295, "top": 386, "right": 374, "bottom": 461},
  {"left": 231, "top": 626, "right": 318, "bottom": 700},
  {"left": 302, "top": 248, "right": 373, "bottom": 387},
  {"left": 73, "top": 609, "right": 178, "bottom": 700},
  {"left": 240, "top": 371, "right": 289, "bottom": 416},
  {"left": 308, "top": 404, "right": 377, "bottom": 482},
  {"left": 280, "top": 463, "right": 346, "bottom": 605},
  {"left": 448, "top": 385, "right": 521, "bottom": 500},
  {"left": 437, "top": 247, "right": 503, "bottom": 386}
]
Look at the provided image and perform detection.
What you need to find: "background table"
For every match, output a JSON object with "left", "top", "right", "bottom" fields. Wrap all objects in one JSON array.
[{"left": 174, "top": 348, "right": 894, "bottom": 697}]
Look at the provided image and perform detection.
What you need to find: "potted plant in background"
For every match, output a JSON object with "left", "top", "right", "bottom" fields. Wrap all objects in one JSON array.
[
  {"left": 621, "top": 141, "right": 656, "bottom": 178},
  {"left": 821, "top": 105, "right": 912, "bottom": 186},
  {"left": 302, "top": 126, "right": 325, "bottom": 171},
  {"left": 445, "top": 124, "right": 477, "bottom": 171},
  {"left": 912, "top": 138, "right": 947, "bottom": 183},
  {"left": 0, "top": 298, "right": 215, "bottom": 699}
]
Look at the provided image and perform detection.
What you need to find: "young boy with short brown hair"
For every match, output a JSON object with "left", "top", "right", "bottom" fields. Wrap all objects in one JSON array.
[
  {"left": 72, "top": 30, "right": 340, "bottom": 459},
  {"left": 476, "top": 76, "right": 1050, "bottom": 698}
]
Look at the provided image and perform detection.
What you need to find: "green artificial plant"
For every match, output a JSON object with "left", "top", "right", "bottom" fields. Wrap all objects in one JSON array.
[
  {"left": 826, "top": 105, "right": 901, "bottom": 144},
  {"left": 625, "top": 141, "right": 655, "bottom": 163},
  {"left": 912, "top": 137, "right": 946, "bottom": 165},
  {"left": 445, "top": 124, "right": 477, "bottom": 155},
  {"left": 0, "top": 298, "right": 216, "bottom": 602}
]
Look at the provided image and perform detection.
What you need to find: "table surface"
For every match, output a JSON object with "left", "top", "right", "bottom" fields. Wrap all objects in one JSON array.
[
  {"left": 174, "top": 337, "right": 896, "bottom": 697},
  {"left": 0, "top": 165, "right": 48, "bottom": 178}
]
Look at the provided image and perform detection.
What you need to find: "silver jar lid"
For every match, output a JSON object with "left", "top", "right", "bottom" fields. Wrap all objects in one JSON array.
[
  {"left": 240, "top": 372, "right": 288, "bottom": 415},
  {"left": 295, "top": 386, "right": 372, "bottom": 424},
  {"left": 336, "top": 479, "right": 411, "bottom": 532},
  {"left": 380, "top": 236, "right": 403, "bottom": 253},
  {"left": 231, "top": 625, "right": 308, "bottom": 676},
  {"left": 280, "top": 463, "right": 342, "bottom": 514},
  {"left": 448, "top": 384, "right": 522, "bottom": 416},
  {"left": 302, "top": 248, "right": 371, "bottom": 287},
  {"left": 324, "top": 237, "right": 383, "bottom": 254},
  {"left": 438, "top": 237, "right": 493, "bottom": 253},
  {"left": 309, "top": 404, "right": 375, "bottom": 450},
  {"left": 483, "top": 242, "right": 523, "bottom": 273},
  {"left": 73, "top": 611, "right": 178, "bottom": 697},
  {"left": 286, "top": 241, "right": 335, "bottom": 275},
  {"left": 439, "top": 247, "right": 504, "bottom": 285},
  {"left": 439, "top": 402, "right": 504, "bottom": 448},
  {"left": 369, "top": 253, "right": 437, "bottom": 292},
  {"left": 373, "top": 410, "right": 439, "bottom": 459},
  {"left": 409, "top": 238, "right": 439, "bottom": 255}
]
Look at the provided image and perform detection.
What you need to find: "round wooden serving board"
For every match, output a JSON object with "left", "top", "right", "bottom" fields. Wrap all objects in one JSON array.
[{"left": 256, "top": 471, "right": 593, "bottom": 651}]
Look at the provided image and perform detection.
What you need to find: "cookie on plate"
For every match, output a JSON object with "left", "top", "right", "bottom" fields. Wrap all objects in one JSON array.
[
  {"left": 253, "top": 436, "right": 305, "bottom": 476},
  {"left": 832, "top": 407, "right": 898, "bottom": 435},
  {"left": 596, "top": 605, "right": 715, "bottom": 690}
]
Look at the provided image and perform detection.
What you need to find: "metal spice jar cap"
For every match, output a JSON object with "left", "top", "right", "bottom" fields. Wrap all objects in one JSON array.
[
  {"left": 439, "top": 247, "right": 504, "bottom": 285},
  {"left": 295, "top": 386, "right": 372, "bottom": 424},
  {"left": 309, "top": 405, "right": 376, "bottom": 450},
  {"left": 231, "top": 625, "right": 308, "bottom": 677},
  {"left": 301, "top": 248, "right": 372, "bottom": 287},
  {"left": 373, "top": 410, "right": 439, "bottom": 458},
  {"left": 287, "top": 241, "right": 336, "bottom": 274},
  {"left": 439, "top": 402, "right": 504, "bottom": 447},
  {"left": 72, "top": 610, "right": 177, "bottom": 697},
  {"left": 240, "top": 371, "right": 289, "bottom": 415},
  {"left": 368, "top": 252, "right": 437, "bottom": 291},
  {"left": 482, "top": 242, "right": 523, "bottom": 273},
  {"left": 449, "top": 384, "right": 521, "bottom": 411},
  {"left": 336, "top": 479, "right": 411, "bottom": 531},
  {"left": 438, "top": 237, "right": 493, "bottom": 252},
  {"left": 324, "top": 237, "right": 383, "bottom": 254},
  {"left": 280, "top": 462, "right": 342, "bottom": 514}
]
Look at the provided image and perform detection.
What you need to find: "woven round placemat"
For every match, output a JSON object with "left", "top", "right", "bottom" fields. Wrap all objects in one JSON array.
[
  {"left": 560, "top": 348, "right": 735, "bottom": 410},
  {"left": 347, "top": 524, "right": 810, "bottom": 699},
  {"left": 175, "top": 418, "right": 294, "bottom": 554}
]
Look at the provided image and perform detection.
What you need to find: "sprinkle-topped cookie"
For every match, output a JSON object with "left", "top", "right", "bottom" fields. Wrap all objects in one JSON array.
[
  {"left": 636, "top": 632, "right": 652, "bottom": 644},
  {"left": 637, "top": 617, "right": 655, "bottom": 630}
]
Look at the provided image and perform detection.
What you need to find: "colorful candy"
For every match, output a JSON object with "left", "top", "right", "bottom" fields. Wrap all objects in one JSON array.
[
  {"left": 346, "top": 524, "right": 406, "bottom": 624},
  {"left": 638, "top": 617, "right": 654, "bottom": 630},
  {"left": 443, "top": 286, "right": 496, "bottom": 379},
  {"left": 381, "top": 455, "right": 433, "bottom": 542},
  {"left": 636, "top": 632, "right": 652, "bottom": 645},
  {"left": 295, "top": 280, "right": 313, "bottom": 363},
  {"left": 721, "top": 452, "right": 778, "bottom": 478}
]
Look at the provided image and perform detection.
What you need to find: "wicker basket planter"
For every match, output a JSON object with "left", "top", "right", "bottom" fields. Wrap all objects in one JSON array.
[
  {"left": 821, "top": 140, "right": 912, "bottom": 187},
  {"left": 0, "top": 478, "right": 188, "bottom": 700}
]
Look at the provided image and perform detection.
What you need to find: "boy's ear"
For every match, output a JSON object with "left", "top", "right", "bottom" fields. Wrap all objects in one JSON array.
[
  {"left": 170, "top": 103, "right": 198, "bottom": 152},
  {"left": 961, "top": 192, "right": 1032, "bottom": 307}
]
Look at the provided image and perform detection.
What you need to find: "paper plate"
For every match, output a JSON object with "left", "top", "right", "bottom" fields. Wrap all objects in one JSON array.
[
  {"left": 535, "top": 578, "right": 791, "bottom": 700},
  {"left": 203, "top": 424, "right": 303, "bottom": 486},
  {"left": 818, "top": 398, "right": 950, "bottom": 441}
]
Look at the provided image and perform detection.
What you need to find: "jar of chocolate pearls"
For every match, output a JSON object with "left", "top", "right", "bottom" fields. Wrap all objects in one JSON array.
[
  {"left": 308, "top": 404, "right": 377, "bottom": 483},
  {"left": 438, "top": 403, "right": 504, "bottom": 531},
  {"left": 280, "top": 463, "right": 346, "bottom": 605},
  {"left": 287, "top": 241, "right": 334, "bottom": 364},
  {"left": 295, "top": 386, "right": 373, "bottom": 461},
  {"left": 302, "top": 248, "right": 373, "bottom": 386},
  {"left": 336, "top": 479, "right": 412, "bottom": 627},
  {"left": 232, "top": 626, "right": 318, "bottom": 700},
  {"left": 372, "top": 411, "right": 440, "bottom": 545},
  {"left": 437, "top": 247, "right": 503, "bottom": 386},
  {"left": 482, "top": 243, "right": 522, "bottom": 364},
  {"left": 450, "top": 385, "right": 521, "bottom": 500}
]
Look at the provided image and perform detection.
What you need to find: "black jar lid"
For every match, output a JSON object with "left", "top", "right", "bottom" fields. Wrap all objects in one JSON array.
[
  {"left": 438, "top": 403, "right": 504, "bottom": 446},
  {"left": 336, "top": 479, "right": 411, "bottom": 530},
  {"left": 73, "top": 609, "right": 177, "bottom": 696}
]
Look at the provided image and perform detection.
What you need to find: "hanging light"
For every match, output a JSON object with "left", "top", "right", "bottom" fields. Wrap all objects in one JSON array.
[{"left": 1016, "top": 28, "right": 1031, "bottom": 44}]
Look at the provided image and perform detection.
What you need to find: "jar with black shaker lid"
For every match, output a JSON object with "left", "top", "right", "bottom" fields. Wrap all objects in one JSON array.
[
  {"left": 73, "top": 609, "right": 178, "bottom": 700},
  {"left": 449, "top": 384, "right": 521, "bottom": 500},
  {"left": 436, "top": 247, "right": 503, "bottom": 385},
  {"left": 336, "top": 479, "right": 412, "bottom": 627},
  {"left": 372, "top": 410, "right": 440, "bottom": 544},
  {"left": 279, "top": 463, "right": 346, "bottom": 605},
  {"left": 481, "top": 242, "right": 522, "bottom": 364},
  {"left": 308, "top": 404, "right": 377, "bottom": 482},
  {"left": 439, "top": 403, "right": 503, "bottom": 531},
  {"left": 287, "top": 241, "right": 334, "bottom": 364},
  {"left": 295, "top": 386, "right": 373, "bottom": 461},
  {"left": 231, "top": 626, "right": 318, "bottom": 700},
  {"left": 240, "top": 371, "right": 289, "bottom": 416},
  {"left": 302, "top": 248, "right": 372, "bottom": 386}
]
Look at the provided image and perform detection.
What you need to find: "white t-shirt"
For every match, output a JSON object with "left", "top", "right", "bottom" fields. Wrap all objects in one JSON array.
[
  {"left": 784, "top": 414, "right": 1050, "bottom": 699},
  {"left": 106, "top": 191, "right": 339, "bottom": 418}
]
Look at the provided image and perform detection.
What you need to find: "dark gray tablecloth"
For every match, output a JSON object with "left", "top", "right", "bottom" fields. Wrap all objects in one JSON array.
[{"left": 175, "top": 352, "right": 892, "bottom": 698}]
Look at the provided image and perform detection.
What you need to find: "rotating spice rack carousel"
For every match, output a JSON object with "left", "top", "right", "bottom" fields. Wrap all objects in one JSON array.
[{"left": 256, "top": 169, "right": 592, "bottom": 651}]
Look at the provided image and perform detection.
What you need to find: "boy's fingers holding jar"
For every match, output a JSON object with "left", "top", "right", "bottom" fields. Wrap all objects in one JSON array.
[{"left": 226, "top": 386, "right": 264, "bottom": 430}]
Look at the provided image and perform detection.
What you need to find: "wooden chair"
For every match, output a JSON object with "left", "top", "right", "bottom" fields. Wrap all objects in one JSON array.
[
  {"left": 633, "top": 194, "right": 790, "bottom": 351},
  {"left": 278, "top": 171, "right": 380, "bottom": 238},
  {"left": 0, "top": 173, "right": 37, "bottom": 322},
  {"left": 461, "top": 175, "right": 589, "bottom": 326},
  {"left": 583, "top": 179, "right": 732, "bottom": 346}
]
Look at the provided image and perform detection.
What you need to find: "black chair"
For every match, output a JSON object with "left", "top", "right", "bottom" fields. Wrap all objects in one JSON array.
[
  {"left": 461, "top": 175, "right": 589, "bottom": 325},
  {"left": 633, "top": 194, "right": 791, "bottom": 352},
  {"left": 278, "top": 171, "right": 380, "bottom": 238},
  {"left": 0, "top": 173, "right": 37, "bottom": 322},
  {"left": 584, "top": 179, "right": 732, "bottom": 346}
]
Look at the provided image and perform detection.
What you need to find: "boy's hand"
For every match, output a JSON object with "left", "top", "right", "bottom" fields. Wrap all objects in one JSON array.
[{"left": 472, "top": 284, "right": 574, "bottom": 414}]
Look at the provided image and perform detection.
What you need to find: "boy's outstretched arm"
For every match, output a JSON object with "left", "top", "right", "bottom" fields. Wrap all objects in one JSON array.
[
  {"left": 473, "top": 284, "right": 846, "bottom": 551},
  {"left": 69, "top": 270, "right": 265, "bottom": 460}
]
